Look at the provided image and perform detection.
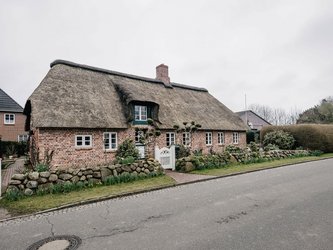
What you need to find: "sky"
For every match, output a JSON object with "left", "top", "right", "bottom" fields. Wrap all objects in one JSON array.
[{"left": 1, "top": 0, "right": 332, "bottom": 113}]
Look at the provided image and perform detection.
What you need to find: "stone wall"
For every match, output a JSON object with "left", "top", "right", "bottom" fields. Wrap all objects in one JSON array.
[{"left": 7, "top": 158, "right": 163, "bottom": 196}]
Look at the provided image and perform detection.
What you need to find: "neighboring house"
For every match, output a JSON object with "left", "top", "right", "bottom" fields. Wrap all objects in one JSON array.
[
  {"left": 236, "top": 110, "right": 271, "bottom": 131},
  {"left": 0, "top": 88, "right": 28, "bottom": 142},
  {"left": 24, "top": 60, "right": 248, "bottom": 168}
]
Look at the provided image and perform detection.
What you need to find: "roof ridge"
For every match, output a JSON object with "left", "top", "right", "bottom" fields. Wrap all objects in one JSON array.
[{"left": 50, "top": 59, "right": 208, "bottom": 92}]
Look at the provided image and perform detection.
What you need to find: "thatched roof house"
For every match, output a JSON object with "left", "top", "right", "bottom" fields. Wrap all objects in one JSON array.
[
  {"left": 25, "top": 60, "right": 247, "bottom": 168},
  {"left": 25, "top": 60, "right": 246, "bottom": 131}
]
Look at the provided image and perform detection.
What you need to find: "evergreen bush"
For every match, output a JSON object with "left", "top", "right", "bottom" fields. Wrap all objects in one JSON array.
[{"left": 263, "top": 130, "right": 295, "bottom": 150}]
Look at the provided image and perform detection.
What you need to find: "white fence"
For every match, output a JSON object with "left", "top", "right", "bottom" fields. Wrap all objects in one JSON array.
[{"left": 155, "top": 145, "right": 176, "bottom": 170}]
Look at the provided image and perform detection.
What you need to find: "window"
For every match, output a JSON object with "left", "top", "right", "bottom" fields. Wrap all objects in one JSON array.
[
  {"left": 182, "top": 132, "right": 191, "bottom": 146},
  {"left": 18, "top": 134, "right": 29, "bottom": 142},
  {"left": 104, "top": 132, "right": 117, "bottom": 150},
  {"left": 134, "top": 105, "right": 147, "bottom": 121},
  {"left": 166, "top": 132, "right": 175, "bottom": 146},
  {"left": 135, "top": 130, "right": 144, "bottom": 143},
  {"left": 206, "top": 132, "right": 212, "bottom": 145},
  {"left": 233, "top": 132, "right": 239, "bottom": 144},
  {"left": 75, "top": 135, "right": 92, "bottom": 148},
  {"left": 218, "top": 132, "right": 225, "bottom": 145},
  {"left": 4, "top": 114, "right": 15, "bottom": 124}
]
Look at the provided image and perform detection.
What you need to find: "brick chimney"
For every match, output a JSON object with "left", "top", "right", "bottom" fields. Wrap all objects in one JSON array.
[{"left": 156, "top": 64, "right": 171, "bottom": 86}]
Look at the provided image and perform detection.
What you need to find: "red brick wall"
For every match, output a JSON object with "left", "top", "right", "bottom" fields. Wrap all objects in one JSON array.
[
  {"left": 155, "top": 130, "right": 246, "bottom": 153},
  {"left": 0, "top": 112, "right": 28, "bottom": 141},
  {"left": 34, "top": 128, "right": 246, "bottom": 169}
]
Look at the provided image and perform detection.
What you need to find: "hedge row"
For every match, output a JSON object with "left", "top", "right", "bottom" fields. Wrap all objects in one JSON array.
[{"left": 261, "top": 124, "right": 333, "bottom": 152}]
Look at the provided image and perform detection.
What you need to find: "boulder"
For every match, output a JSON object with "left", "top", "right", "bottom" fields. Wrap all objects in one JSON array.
[
  {"left": 184, "top": 162, "right": 194, "bottom": 172},
  {"left": 73, "top": 169, "right": 80, "bottom": 175},
  {"left": 113, "top": 169, "right": 118, "bottom": 176},
  {"left": 144, "top": 169, "right": 150, "bottom": 174},
  {"left": 49, "top": 174, "right": 58, "bottom": 182},
  {"left": 83, "top": 170, "right": 93, "bottom": 175},
  {"left": 28, "top": 172, "right": 39, "bottom": 180},
  {"left": 59, "top": 173, "right": 73, "bottom": 181},
  {"left": 121, "top": 166, "right": 131, "bottom": 172},
  {"left": 80, "top": 176, "right": 86, "bottom": 181},
  {"left": 86, "top": 175, "right": 93, "bottom": 179},
  {"left": 24, "top": 188, "right": 34, "bottom": 196},
  {"left": 77, "top": 171, "right": 83, "bottom": 177},
  {"left": 136, "top": 167, "right": 142, "bottom": 172},
  {"left": 38, "top": 177, "right": 48, "bottom": 184},
  {"left": 71, "top": 176, "right": 80, "bottom": 183},
  {"left": 101, "top": 167, "right": 112, "bottom": 181},
  {"left": 27, "top": 181, "right": 38, "bottom": 189},
  {"left": 39, "top": 171, "right": 51, "bottom": 178},
  {"left": 9, "top": 180, "right": 21, "bottom": 185},
  {"left": 92, "top": 166, "right": 100, "bottom": 171},
  {"left": 93, "top": 172, "right": 101, "bottom": 178},
  {"left": 11, "top": 174, "right": 26, "bottom": 181},
  {"left": 108, "top": 165, "right": 116, "bottom": 170}
]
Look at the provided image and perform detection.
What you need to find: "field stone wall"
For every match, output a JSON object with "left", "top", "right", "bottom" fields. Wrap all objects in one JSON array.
[{"left": 7, "top": 158, "right": 163, "bottom": 196}]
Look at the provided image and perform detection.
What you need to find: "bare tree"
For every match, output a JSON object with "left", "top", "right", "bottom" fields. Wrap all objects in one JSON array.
[{"left": 249, "top": 104, "right": 301, "bottom": 125}]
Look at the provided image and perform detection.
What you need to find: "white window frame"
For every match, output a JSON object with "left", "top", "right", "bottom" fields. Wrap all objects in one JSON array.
[
  {"left": 206, "top": 132, "right": 212, "bottom": 145},
  {"left": 233, "top": 132, "right": 239, "bottom": 144},
  {"left": 218, "top": 132, "right": 225, "bottom": 145},
  {"left": 75, "top": 135, "right": 92, "bottom": 148},
  {"left": 103, "top": 132, "right": 117, "bottom": 150},
  {"left": 18, "top": 134, "right": 29, "bottom": 142},
  {"left": 134, "top": 105, "right": 148, "bottom": 121},
  {"left": 4, "top": 113, "right": 15, "bottom": 125},
  {"left": 182, "top": 132, "right": 191, "bottom": 146},
  {"left": 166, "top": 132, "right": 175, "bottom": 147},
  {"left": 135, "top": 130, "right": 145, "bottom": 144}
]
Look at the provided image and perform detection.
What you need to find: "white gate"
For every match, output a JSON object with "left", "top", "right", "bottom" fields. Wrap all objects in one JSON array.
[{"left": 155, "top": 145, "right": 175, "bottom": 170}]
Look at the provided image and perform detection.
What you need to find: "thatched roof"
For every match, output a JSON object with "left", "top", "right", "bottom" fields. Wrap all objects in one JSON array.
[{"left": 25, "top": 60, "right": 247, "bottom": 131}]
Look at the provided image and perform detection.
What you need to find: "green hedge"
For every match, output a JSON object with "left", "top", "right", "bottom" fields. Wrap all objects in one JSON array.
[{"left": 261, "top": 124, "right": 333, "bottom": 152}]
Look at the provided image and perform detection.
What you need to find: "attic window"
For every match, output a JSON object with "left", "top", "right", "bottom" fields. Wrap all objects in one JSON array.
[
  {"left": 4, "top": 114, "right": 15, "bottom": 125},
  {"left": 135, "top": 105, "right": 147, "bottom": 121}
]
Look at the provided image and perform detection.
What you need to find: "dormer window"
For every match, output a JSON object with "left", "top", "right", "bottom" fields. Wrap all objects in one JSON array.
[{"left": 135, "top": 105, "right": 147, "bottom": 121}]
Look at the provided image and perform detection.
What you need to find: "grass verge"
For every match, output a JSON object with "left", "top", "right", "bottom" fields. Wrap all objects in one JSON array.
[
  {"left": 191, "top": 153, "right": 333, "bottom": 176},
  {"left": 0, "top": 175, "right": 175, "bottom": 216}
]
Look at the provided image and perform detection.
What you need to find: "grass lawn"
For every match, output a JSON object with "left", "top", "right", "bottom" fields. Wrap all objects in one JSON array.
[
  {"left": 0, "top": 175, "right": 176, "bottom": 216},
  {"left": 191, "top": 153, "right": 333, "bottom": 176}
]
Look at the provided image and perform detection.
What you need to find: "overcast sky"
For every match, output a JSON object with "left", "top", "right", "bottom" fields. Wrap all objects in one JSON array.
[{"left": 1, "top": 0, "right": 332, "bottom": 113}]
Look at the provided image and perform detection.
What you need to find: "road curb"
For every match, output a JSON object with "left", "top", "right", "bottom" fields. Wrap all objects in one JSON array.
[{"left": 1, "top": 157, "right": 332, "bottom": 223}]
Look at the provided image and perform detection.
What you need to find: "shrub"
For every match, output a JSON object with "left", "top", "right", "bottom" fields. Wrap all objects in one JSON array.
[
  {"left": 115, "top": 139, "right": 139, "bottom": 160},
  {"left": 119, "top": 156, "right": 135, "bottom": 165},
  {"left": 175, "top": 144, "right": 190, "bottom": 159},
  {"left": 261, "top": 124, "right": 333, "bottom": 152},
  {"left": 264, "top": 143, "right": 279, "bottom": 151},
  {"left": 263, "top": 130, "right": 295, "bottom": 150},
  {"left": 5, "top": 189, "right": 24, "bottom": 201},
  {"left": 35, "top": 164, "right": 49, "bottom": 172},
  {"left": 0, "top": 141, "right": 28, "bottom": 158}
]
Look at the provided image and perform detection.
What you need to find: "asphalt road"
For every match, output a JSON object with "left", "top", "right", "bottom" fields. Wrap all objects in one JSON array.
[{"left": 1, "top": 159, "right": 333, "bottom": 250}]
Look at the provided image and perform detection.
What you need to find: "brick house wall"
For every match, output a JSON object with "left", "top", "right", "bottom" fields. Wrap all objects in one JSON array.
[
  {"left": 0, "top": 112, "right": 28, "bottom": 141},
  {"left": 33, "top": 127, "right": 246, "bottom": 169}
]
